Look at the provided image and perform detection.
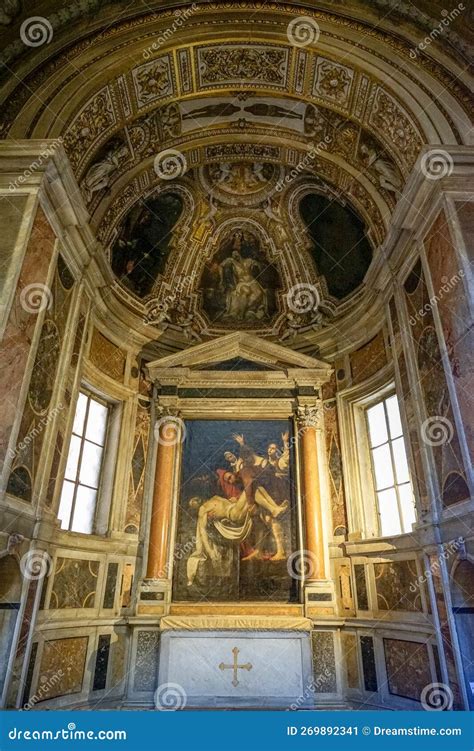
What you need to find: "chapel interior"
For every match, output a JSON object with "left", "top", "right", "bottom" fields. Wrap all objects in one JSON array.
[{"left": 0, "top": 0, "right": 473, "bottom": 712}]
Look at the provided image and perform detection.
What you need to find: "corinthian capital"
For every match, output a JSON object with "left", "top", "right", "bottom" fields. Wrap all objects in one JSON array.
[
  {"left": 295, "top": 403, "right": 321, "bottom": 429},
  {"left": 155, "top": 404, "right": 180, "bottom": 419}
]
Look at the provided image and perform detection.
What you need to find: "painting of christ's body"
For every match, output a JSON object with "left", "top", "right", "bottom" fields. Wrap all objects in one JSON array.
[{"left": 173, "top": 420, "right": 298, "bottom": 602}]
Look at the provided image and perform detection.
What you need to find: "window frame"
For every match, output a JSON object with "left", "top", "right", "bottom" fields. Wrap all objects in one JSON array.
[
  {"left": 337, "top": 366, "right": 418, "bottom": 540},
  {"left": 364, "top": 392, "right": 416, "bottom": 537},
  {"left": 58, "top": 389, "right": 111, "bottom": 534}
]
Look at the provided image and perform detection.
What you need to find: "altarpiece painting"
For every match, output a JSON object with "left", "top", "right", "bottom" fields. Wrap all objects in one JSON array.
[{"left": 173, "top": 419, "right": 298, "bottom": 602}]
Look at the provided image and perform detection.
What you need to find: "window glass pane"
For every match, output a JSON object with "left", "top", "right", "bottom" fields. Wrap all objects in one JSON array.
[
  {"left": 367, "top": 402, "right": 388, "bottom": 447},
  {"left": 386, "top": 395, "right": 403, "bottom": 439},
  {"left": 392, "top": 437, "right": 410, "bottom": 484},
  {"left": 71, "top": 486, "right": 97, "bottom": 534},
  {"left": 79, "top": 441, "right": 103, "bottom": 488},
  {"left": 64, "top": 435, "right": 81, "bottom": 481},
  {"left": 85, "top": 399, "right": 108, "bottom": 445},
  {"left": 72, "top": 392, "right": 88, "bottom": 436},
  {"left": 372, "top": 444, "right": 394, "bottom": 490},
  {"left": 58, "top": 480, "right": 74, "bottom": 530},
  {"left": 378, "top": 488, "right": 402, "bottom": 536},
  {"left": 399, "top": 483, "right": 416, "bottom": 532}
]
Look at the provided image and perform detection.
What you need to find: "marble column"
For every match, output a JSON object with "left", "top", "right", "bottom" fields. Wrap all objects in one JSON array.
[
  {"left": 296, "top": 403, "right": 326, "bottom": 581},
  {"left": 145, "top": 409, "right": 181, "bottom": 581}
]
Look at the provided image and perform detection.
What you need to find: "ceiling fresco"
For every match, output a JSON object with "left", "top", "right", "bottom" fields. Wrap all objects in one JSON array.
[{"left": 0, "top": 1, "right": 471, "bottom": 347}]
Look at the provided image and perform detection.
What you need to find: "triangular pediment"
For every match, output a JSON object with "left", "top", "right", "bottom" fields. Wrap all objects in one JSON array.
[{"left": 147, "top": 332, "right": 331, "bottom": 374}]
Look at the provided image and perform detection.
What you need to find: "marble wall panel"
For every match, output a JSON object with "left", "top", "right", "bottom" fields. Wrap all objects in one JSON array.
[
  {"left": 133, "top": 630, "right": 160, "bottom": 692},
  {"left": 374, "top": 560, "right": 422, "bottom": 612},
  {"left": 49, "top": 558, "right": 99, "bottom": 609},
  {"left": 425, "top": 210, "right": 473, "bottom": 461},
  {"left": 341, "top": 632, "right": 359, "bottom": 689},
  {"left": 89, "top": 328, "right": 126, "bottom": 381},
  {"left": 0, "top": 206, "right": 55, "bottom": 475},
  {"left": 103, "top": 563, "right": 118, "bottom": 609},
  {"left": 311, "top": 631, "right": 337, "bottom": 693},
  {"left": 354, "top": 564, "right": 369, "bottom": 611},
  {"left": 383, "top": 638, "right": 431, "bottom": 701},
  {"left": 0, "top": 194, "right": 28, "bottom": 302},
  {"left": 93, "top": 634, "right": 111, "bottom": 691},
  {"left": 37, "top": 636, "right": 88, "bottom": 701},
  {"left": 6, "top": 255, "right": 75, "bottom": 501},
  {"left": 110, "top": 629, "right": 128, "bottom": 692},
  {"left": 349, "top": 330, "right": 387, "bottom": 384},
  {"left": 403, "top": 260, "right": 469, "bottom": 507},
  {"left": 124, "top": 399, "right": 150, "bottom": 534},
  {"left": 324, "top": 402, "right": 348, "bottom": 536},
  {"left": 360, "top": 635, "right": 377, "bottom": 692},
  {"left": 429, "top": 556, "right": 463, "bottom": 709}
]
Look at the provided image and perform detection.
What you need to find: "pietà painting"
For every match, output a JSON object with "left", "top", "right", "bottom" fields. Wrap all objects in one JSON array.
[{"left": 173, "top": 420, "right": 298, "bottom": 602}]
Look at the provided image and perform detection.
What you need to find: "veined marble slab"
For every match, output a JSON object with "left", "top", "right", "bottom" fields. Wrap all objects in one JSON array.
[{"left": 157, "top": 630, "right": 314, "bottom": 708}]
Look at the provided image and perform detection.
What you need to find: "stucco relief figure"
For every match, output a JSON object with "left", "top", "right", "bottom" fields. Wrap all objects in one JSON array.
[
  {"left": 82, "top": 142, "right": 129, "bottom": 202},
  {"left": 175, "top": 420, "right": 296, "bottom": 602},
  {"left": 360, "top": 143, "right": 402, "bottom": 194},
  {"left": 200, "top": 230, "right": 280, "bottom": 325}
]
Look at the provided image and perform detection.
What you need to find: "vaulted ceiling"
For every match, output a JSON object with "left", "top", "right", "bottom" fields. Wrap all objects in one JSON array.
[{"left": 1, "top": 1, "right": 471, "bottom": 349}]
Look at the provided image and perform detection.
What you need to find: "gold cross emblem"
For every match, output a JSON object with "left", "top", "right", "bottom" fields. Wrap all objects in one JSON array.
[{"left": 219, "top": 646, "right": 253, "bottom": 687}]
